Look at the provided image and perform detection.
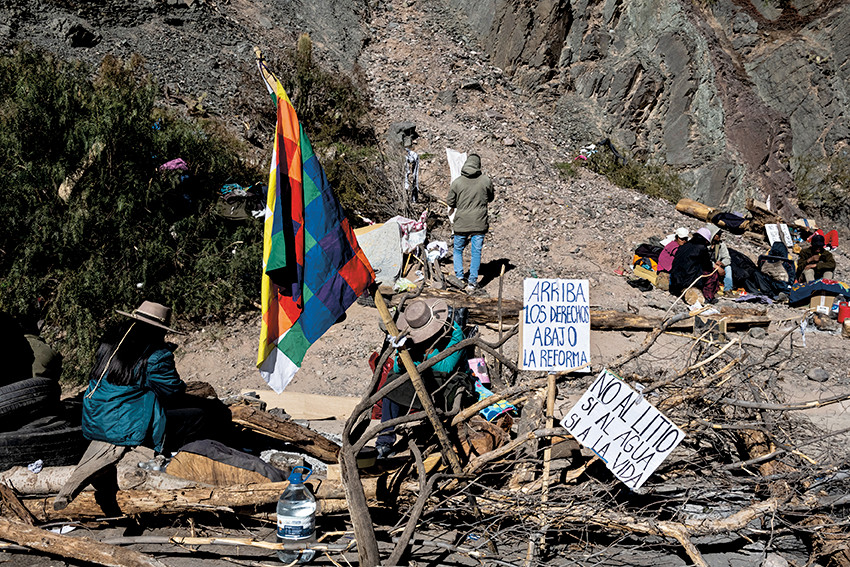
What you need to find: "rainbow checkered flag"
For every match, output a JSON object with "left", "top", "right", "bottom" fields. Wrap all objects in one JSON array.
[{"left": 257, "top": 57, "right": 375, "bottom": 392}]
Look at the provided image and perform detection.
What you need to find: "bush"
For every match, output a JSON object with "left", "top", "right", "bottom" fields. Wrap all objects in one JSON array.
[
  {"left": 0, "top": 45, "right": 263, "bottom": 383},
  {"left": 583, "top": 150, "right": 684, "bottom": 203},
  {"left": 554, "top": 160, "right": 580, "bottom": 179}
]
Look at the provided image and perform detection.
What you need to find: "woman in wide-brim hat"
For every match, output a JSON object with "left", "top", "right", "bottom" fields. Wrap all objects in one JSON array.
[
  {"left": 82, "top": 300, "right": 230, "bottom": 455},
  {"left": 376, "top": 298, "right": 468, "bottom": 458}
]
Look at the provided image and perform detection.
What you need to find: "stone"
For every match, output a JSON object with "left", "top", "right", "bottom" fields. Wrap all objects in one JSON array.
[
  {"left": 460, "top": 79, "right": 484, "bottom": 91},
  {"left": 748, "top": 327, "right": 767, "bottom": 339},
  {"left": 761, "top": 553, "right": 789, "bottom": 567},
  {"left": 807, "top": 368, "right": 829, "bottom": 383},
  {"left": 386, "top": 121, "right": 418, "bottom": 147},
  {"left": 437, "top": 89, "right": 457, "bottom": 105}
]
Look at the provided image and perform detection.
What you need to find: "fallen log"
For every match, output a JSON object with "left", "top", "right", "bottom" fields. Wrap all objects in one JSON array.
[
  {"left": 22, "top": 479, "right": 376, "bottom": 521},
  {"left": 1, "top": 463, "right": 203, "bottom": 496},
  {"left": 676, "top": 198, "right": 717, "bottom": 222},
  {"left": 229, "top": 404, "right": 341, "bottom": 462},
  {"left": 0, "top": 516, "right": 166, "bottom": 567},
  {"left": 385, "top": 288, "right": 770, "bottom": 331}
]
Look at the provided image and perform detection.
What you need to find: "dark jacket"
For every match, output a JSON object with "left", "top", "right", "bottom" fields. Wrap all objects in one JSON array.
[
  {"left": 669, "top": 234, "right": 713, "bottom": 296},
  {"left": 447, "top": 155, "right": 494, "bottom": 234},
  {"left": 796, "top": 245, "right": 836, "bottom": 281},
  {"left": 82, "top": 348, "right": 186, "bottom": 452}
]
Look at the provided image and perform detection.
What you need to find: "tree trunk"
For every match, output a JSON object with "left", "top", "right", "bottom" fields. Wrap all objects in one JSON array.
[
  {"left": 22, "top": 478, "right": 375, "bottom": 521},
  {"left": 676, "top": 198, "right": 717, "bottom": 222}
]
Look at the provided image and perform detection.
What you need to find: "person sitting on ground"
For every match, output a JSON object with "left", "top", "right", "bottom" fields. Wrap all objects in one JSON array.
[
  {"left": 656, "top": 227, "right": 689, "bottom": 291},
  {"left": 376, "top": 298, "right": 469, "bottom": 458},
  {"left": 82, "top": 301, "right": 232, "bottom": 455},
  {"left": 758, "top": 242, "right": 795, "bottom": 284},
  {"left": 707, "top": 224, "right": 733, "bottom": 294},
  {"left": 669, "top": 227, "right": 721, "bottom": 303},
  {"left": 446, "top": 153, "right": 495, "bottom": 293},
  {"left": 796, "top": 234, "right": 836, "bottom": 283}
]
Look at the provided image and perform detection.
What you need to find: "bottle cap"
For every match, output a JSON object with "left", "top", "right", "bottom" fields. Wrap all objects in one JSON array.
[{"left": 287, "top": 466, "right": 312, "bottom": 485}]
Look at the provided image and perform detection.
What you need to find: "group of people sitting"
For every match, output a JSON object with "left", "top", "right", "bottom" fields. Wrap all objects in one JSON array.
[{"left": 652, "top": 224, "right": 836, "bottom": 304}]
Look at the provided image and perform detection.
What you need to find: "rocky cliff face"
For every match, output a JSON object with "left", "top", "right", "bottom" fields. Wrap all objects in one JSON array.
[{"left": 447, "top": 0, "right": 849, "bottom": 217}]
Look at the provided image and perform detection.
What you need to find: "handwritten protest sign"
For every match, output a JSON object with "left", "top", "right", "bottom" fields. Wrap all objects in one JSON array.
[
  {"left": 521, "top": 278, "right": 590, "bottom": 371},
  {"left": 766, "top": 224, "right": 793, "bottom": 248},
  {"left": 560, "top": 369, "right": 684, "bottom": 489}
]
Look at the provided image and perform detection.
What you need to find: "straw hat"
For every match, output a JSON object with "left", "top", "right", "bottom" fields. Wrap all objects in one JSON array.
[
  {"left": 397, "top": 299, "right": 449, "bottom": 344},
  {"left": 116, "top": 301, "right": 183, "bottom": 334}
]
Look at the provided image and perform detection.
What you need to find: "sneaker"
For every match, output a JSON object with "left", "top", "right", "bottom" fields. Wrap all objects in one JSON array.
[
  {"left": 446, "top": 274, "right": 465, "bottom": 289},
  {"left": 465, "top": 283, "right": 478, "bottom": 292}
]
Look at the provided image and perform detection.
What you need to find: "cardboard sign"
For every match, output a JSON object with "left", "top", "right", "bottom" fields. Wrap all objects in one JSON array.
[
  {"left": 521, "top": 278, "right": 590, "bottom": 371},
  {"left": 560, "top": 369, "right": 684, "bottom": 489},
  {"left": 766, "top": 223, "right": 794, "bottom": 248}
]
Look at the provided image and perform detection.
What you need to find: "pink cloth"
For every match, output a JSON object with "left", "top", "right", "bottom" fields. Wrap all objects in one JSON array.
[
  {"left": 158, "top": 158, "right": 189, "bottom": 171},
  {"left": 657, "top": 240, "right": 680, "bottom": 273}
]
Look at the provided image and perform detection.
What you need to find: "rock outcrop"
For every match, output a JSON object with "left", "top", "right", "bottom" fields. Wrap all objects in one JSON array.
[{"left": 447, "top": 0, "right": 849, "bottom": 215}]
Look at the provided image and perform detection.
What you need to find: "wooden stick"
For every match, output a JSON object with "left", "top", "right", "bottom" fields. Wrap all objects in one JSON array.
[
  {"left": 230, "top": 404, "right": 341, "bottom": 462},
  {"left": 0, "top": 517, "right": 167, "bottom": 567},
  {"left": 372, "top": 291, "right": 465, "bottom": 476},
  {"left": 497, "top": 262, "right": 506, "bottom": 386}
]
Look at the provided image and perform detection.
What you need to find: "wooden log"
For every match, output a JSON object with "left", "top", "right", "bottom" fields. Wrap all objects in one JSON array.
[
  {"left": 229, "top": 404, "right": 341, "bottom": 463},
  {"left": 22, "top": 478, "right": 376, "bottom": 521},
  {"left": 384, "top": 288, "right": 772, "bottom": 330},
  {"left": 745, "top": 197, "right": 783, "bottom": 231},
  {"left": 1, "top": 463, "right": 203, "bottom": 496},
  {"left": 0, "top": 516, "right": 166, "bottom": 567},
  {"left": 0, "top": 484, "right": 37, "bottom": 525},
  {"left": 676, "top": 198, "right": 717, "bottom": 222}
]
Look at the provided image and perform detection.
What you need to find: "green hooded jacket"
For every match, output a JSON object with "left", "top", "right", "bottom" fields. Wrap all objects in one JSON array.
[{"left": 447, "top": 154, "right": 494, "bottom": 234}]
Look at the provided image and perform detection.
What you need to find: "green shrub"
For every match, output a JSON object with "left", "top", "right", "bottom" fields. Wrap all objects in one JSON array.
[
  {"left": 0, "top": 45, "right": 262, "bottom": 383},
  {"left": 554, "top": 160, "right": 579, "bottom": 179},
  {"left": 583, "top": 150, "right": 684, "bottom": 203}
]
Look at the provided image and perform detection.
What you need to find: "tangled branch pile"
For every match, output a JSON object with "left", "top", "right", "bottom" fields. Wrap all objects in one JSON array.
[{"left": 342, "top": 310, "right": 850, "bottom": 567}]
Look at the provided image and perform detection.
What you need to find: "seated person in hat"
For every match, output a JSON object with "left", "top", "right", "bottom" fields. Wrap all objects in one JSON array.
[
  {"left": 376, "top": 298, "right": 468, "bottom": 458},
  {"left": 82, "top": 301, "right": 231, "bottom": 455},
  {"left": 656, "top": 227, "right": 689, "bottom": 291},
  {"left": 796, "top": 234, "right": 836, "bottom": 283},
  {"left": 669, "top": 227, "right": 722, "bottom": 303}
]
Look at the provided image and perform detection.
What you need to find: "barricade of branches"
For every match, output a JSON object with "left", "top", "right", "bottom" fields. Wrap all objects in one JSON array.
[{"left": 341, "top": 312, "right": 850, "bottom": 567}]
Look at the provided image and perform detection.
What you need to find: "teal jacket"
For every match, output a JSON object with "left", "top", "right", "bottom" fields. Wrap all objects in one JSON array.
[
  {"left": 393, "top": 322, "right": 465, "bottom": 374},
  {"left": 82, "top": 348, "right": 185, "bottom": 453}
]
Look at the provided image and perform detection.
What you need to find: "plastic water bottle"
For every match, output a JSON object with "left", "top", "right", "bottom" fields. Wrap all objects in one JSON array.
[{"left": 276, "top": 466, "right": 316, "bottom": 563}]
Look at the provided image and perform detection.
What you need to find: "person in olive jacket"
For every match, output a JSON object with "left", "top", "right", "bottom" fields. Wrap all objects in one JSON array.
[
  {"left": 447, "top": 153, "right": 494, "bottom": 292},
  {"left": 796, "top": 233, "right": 836, "bottom": 282},
  {"left": 82, "top": 301, "right": 230, "bottom": 454}
]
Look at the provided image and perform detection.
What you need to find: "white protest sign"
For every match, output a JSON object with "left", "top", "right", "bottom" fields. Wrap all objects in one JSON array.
[
  {"left": 765, "top": 224, "right": 781, "bottom": 245},
  {"left": 560, "top": 369, "right": 684, "bottom": 489},
  {"left": 779, "top": 224, "right": 793, "bottom": 248},
  {"left": 521, "top": 278, "right": 590, "bottom": 371}
]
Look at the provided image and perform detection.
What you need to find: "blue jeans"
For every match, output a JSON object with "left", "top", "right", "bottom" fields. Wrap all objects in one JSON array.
[
  {"left": 723, "top": 266, "right": 733, "bottom": 292},
  {"left": 453, "top": 233, "right": 484, "bottom": 284}
]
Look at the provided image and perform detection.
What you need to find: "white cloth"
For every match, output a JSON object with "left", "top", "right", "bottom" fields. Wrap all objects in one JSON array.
[
  {"left": 386, "top": 211, "right": 428, "bottom": 254},
  {"left": 446, "top": 148, "right": 467, "bottom": 183}
]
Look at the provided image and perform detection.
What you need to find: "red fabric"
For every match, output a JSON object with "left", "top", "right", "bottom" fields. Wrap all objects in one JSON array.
[
  {"left": 369, "top": 351, "right": 395, "bottom": 420},
  {"left": 701, "top": 271, "right": 721, "bottom": 301}
]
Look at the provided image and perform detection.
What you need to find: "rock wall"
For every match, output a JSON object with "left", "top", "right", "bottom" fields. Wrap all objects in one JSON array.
[{"left": 448, "top": 0, "right": 850, "bottom": 215}]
